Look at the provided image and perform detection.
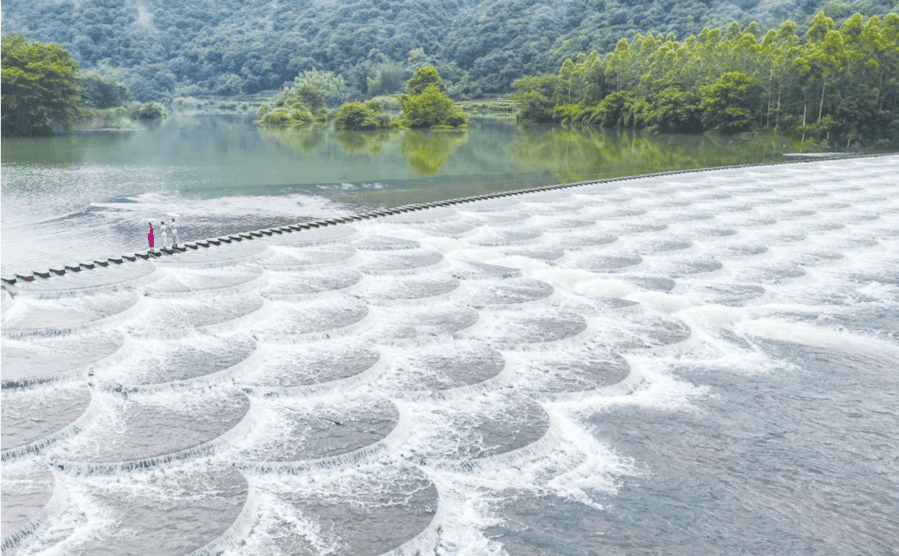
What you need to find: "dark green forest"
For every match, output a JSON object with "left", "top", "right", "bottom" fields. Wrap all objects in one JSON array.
[{"left": 3, "top": 0, "right": 897, "bottom": 102}]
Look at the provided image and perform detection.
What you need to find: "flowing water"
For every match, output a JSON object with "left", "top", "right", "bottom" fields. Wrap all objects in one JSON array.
[
  {"left": 2, "top": 114, "right": 808, "bottom": 277},
  {"left": 1, "top": 118, "right": 898, "bottom": 554}
]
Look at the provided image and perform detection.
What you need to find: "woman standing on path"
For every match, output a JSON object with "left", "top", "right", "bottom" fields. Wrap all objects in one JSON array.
[
  {"left": 171, "top": 218, "right": 179, "bottom": 248},
  {"left": 160, "top": 221, "right": 168, "bottom": 249},
  {"left": 148, "top": 222, "right": 155, "bottom": 249}
]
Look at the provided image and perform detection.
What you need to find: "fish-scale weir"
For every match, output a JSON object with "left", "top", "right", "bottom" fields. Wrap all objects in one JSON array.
[{"left": 2, "top": 154, "right": 898, "bottom": 555}]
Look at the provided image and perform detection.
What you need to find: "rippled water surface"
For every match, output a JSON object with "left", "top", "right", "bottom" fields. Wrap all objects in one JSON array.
[
  {"left": 2, "top": 133, "right": 898, "bottom": 554},
  {"left": 2, "top": 114, "right": 816, "bottom": 276}
]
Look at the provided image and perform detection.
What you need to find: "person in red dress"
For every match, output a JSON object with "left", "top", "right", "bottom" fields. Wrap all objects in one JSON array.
[{"left": 148, "top": 222, "right": 155, "bottom": 249}]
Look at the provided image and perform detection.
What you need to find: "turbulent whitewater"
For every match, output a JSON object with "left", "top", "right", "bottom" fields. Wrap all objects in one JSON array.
[{"left": 2, "top": 156, "right": 898, "bottom": 555}]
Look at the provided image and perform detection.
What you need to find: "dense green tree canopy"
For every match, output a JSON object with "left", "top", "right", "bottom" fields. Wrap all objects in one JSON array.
[
  {"left": 2, "top": 34, "right": 81, "bottom": 136},
  {"left": 400, "top": 67, "right": 468, "bottom": 128},
  {"left": 405, "top": 65, "right": 447, "bottom": 96},
  {"left": 513, "top": 11, "right": 899, "bottom": 144},
  {"left": 256, "top": 89, "right": 316, "bottom": 125},
  {"left": 77, "top": 71, "right": 133, "bottom": 108},
  {"left": 3, "top": 0, "right": 895, "bottom": 101},
  {"left": 334, "top": 100, "right": 391, "bottom": 130}
]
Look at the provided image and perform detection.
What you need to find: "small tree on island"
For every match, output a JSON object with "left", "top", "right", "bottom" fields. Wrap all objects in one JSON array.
[
  {"left": 334, "top": 100, "right": 391, "bottom": 130},
  {"left": 399, "top": 66, "right": 467, "bottom": 129}
]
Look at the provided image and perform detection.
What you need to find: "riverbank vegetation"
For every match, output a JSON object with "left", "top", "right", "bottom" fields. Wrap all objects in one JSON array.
[
  {"left": 512, "top": 12, "right": 898, "bottom": 146},
  {"left": 1, "top": 34, "right": 81, "bottom": 136},
  {"left": 4, "top": 0, "right": 895, "bottom": 103},
  {"left": 4, "top": 1, "right": 897, "bottom": 146},
  {"left": 2, "top": 34, "right": 168, "bottom": 136},
  {"left": 258, "top": 66, "right": 467, "bottom": 130}
]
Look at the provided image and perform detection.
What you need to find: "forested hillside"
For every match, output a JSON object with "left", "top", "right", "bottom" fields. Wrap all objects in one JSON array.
[
  {"left": 3, "top": 0, "right": 896, "bottom": 102},
  {"left": 514, "top": 12, "right": 899, "bottom": 144}
]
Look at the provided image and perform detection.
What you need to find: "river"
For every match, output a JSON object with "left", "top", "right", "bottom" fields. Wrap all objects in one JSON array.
[
  {"left": 2, "top": 116, "right": 897, "bottom": 555},
  {"left": 4, "top": 113, "right": 800, "bottom": 276}
]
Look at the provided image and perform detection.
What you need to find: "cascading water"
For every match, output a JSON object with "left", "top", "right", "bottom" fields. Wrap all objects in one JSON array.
[{"left": 2, "top": 156, "right": 898, "bottom": 555}]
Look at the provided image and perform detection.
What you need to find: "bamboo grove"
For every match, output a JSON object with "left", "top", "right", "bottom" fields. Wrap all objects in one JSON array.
[{"left": 513, "top": 11, "right": 899, "bottom": 146}]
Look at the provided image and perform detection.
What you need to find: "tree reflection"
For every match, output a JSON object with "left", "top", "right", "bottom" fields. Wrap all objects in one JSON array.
[
  {"left": 258, "top": 125, "right": 329, "bottom": 154},
  {"left": 332, "top": 129, "right": 397, "bottom": 154},
  {"left": 251, "top": 119, "right": 799, "bottom": 190},
  {"left": 509, "top": 125, "right": 799, "bottom": 183},
  {"left": 400, "top": 129, "right": 468, "bottom": 176}
]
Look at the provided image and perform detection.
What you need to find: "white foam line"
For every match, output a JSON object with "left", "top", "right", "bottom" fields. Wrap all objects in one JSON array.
[
  {"left": 10, "top": 264, "right": 161, "bottom": 299},
  {"left": 233, "top": 399, "right": 413, "bottom": 475},
  {"left": 735, "top": 317, "right": 899, "bottom": 356},
  {"left": 1, "top": 293, "right": 145, "bottom": 340},
  {"left": 1, "top": 332, "right": 130, "bottom": 390},
  {"left": 0, "top": 465, "right": 70, "bottom": 552},
  {"left": 144, "top": 266, "right": 269, "bottom": 299},
  {"left": 257, "top": 280, "right": 365, "bottom": 303},
  {"left": 239, "top": 346, "right": 386, "bottom": 399},
  {"left": 48, "top": 391, "right": 260, "bottom": 475},
  {"left": 357, "top": 256, "right": 450, "bottom": 277},
  {"left": 422, "top": 410, "right": 558, "bottom": 474},
  {"left": 459, "top": 317, "right": 593, "bottom": 353},
  {"left": 253, "top": 302, "right": 372, "bottom": 343},
  {"left": 1, "top": 388, "right": 96, "bottom": 462},
  {"left": 188, "top": 479, "right": 260, "bottom": 556},
  {"left": 154, "top": 245, "right": 272, "bottom": 268},
  {"left": 109, "top": 344, "right": 264, "bottom": 394},
  {"left": 256, "top": 256, "right": 362, "bottom": 273},
  {"left": 127, "top": 296, "right": 269, "bottom": 340},
  {"left": 533, "top": 355, "right": 647, "bottom": 403},
  {"left": 380, "top": 477, "right": 446, "bottom": 556},
  {"left": 386, "top": 361, "right": 513, "bottom": 403},
  {"left": 528, "top": 269, "right": 639, "bottom": 299}
]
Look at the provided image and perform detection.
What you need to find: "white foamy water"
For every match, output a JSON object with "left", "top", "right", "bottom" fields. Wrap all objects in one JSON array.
[{"left": 2, "top": 156, "right": 898, "bottom": 555}]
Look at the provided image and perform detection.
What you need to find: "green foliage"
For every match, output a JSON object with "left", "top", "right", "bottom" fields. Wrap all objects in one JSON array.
[
  {"left": 130, "top": 102, "right": 168, "bottom": 120},
  {"left": 644, "top": 87, "right": 703, "bottom": 133},
  {"left": 370, "top": 63, "right": 407, "bottom": 96},
  {"left": 334, "top": 100, "right": 392, "bottom": 130},
  {"left": 257, "top": 89, "right": 316, "bottom": 126},
  {"left": 295, "top": 84, "right": 326, "bottom": 113},
  {"left": 406, "top": 66, "right": 447, "bottom": 96},
  {"left": 699, "top": 71, "right": 760, "bottom": 132},
  {"left": 3, "top": 0, "right": 897, "bottom": 104},
  {"left": 400, "top": 84, "right": 468, "bottom": 128},
  {"left": 77, "top": 71, "right": 133, "bottom": 108},
  {"left": 399, "top": 67, "right": 468, "bottom": 128},
  {"left": 595, "top": 91, "right": 635, "bottom": 127},
  {"left": 512, "top": 74, "right": 560, "bottom": 122},
  {"left": 401, "top": 129, "right": 469, "bottom": 175},
  {"left": 514, "top": 10, "right": 899, "bottom": 144},
  {"left": 294, "top": 69, "right": 347, "bottom": 109},
  {"left": 2, "top": 34, "right": 81, "bottom": 136}
]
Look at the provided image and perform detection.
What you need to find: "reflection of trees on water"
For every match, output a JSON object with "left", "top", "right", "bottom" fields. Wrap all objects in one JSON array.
[
  {"left": 510, "top": 126, "right": 795, "bottom": 183},
  {"left": 258, "top": 125, "right": 330, "bottom": 155},
  {"left": 401, "top": 129, "right": 468, "bottom": 176},
  {"left": 332, "top": 129, "right": 397, "bottom": 155},
  {"left": 255, "top": 125, "right": 471, "bottom": 179},
  {"left": 1, "top": 131, "right": 138, "bottom": 167},
  {"left": 253, "top": 119, "right": 797, "bottom": 186}
]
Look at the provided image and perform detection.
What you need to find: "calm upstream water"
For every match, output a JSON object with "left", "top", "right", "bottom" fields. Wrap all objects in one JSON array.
[
  {"left": 3, "top": 113, "right": 801, "bottom": 276},
  {"left": 1, "top": 116, "right": 898, "bottom": 555}
]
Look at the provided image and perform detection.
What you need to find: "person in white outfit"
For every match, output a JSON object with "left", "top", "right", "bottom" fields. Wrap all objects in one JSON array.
[
  {"left": 171, "top": 218, "right": 179, "bottom": 248},
  {"left": 160, "top": 221, "right": 168, "bottom": 249}
]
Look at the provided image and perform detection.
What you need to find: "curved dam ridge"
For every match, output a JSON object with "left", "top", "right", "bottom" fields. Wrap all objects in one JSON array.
[{"left": 2, "top": 153, "right": 898, "bottom": 554}]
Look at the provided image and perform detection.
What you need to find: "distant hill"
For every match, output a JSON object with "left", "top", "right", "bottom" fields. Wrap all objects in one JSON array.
[{"left": 3, "top": 0, "right": 896, "bottom": 101}]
